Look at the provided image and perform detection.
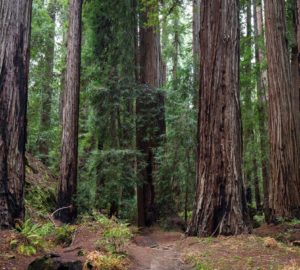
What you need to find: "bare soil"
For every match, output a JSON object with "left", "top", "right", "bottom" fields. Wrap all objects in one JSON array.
[{"left": 127, "top": 228, "right": 192, "bottom": 270}]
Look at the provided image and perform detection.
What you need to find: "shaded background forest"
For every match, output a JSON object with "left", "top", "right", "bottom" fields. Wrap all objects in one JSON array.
[
  {"left": 26, "top": 0, "right": 297, "bottom": 225},
  {"left": 28, "top": 0, "right": 197, "bottom": 224}
]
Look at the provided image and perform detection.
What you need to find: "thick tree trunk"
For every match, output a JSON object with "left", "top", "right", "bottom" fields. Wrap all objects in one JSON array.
[
  {"left": 38, "top": 0, "right": 56, "bottom": 164},
  {"left": 265, "top": 0, "right": 300, "bottom": 219},
  {"left": 253, "top": 0, "right": 271, "bottom": 222},
  {"left": 298, "top": 0, "right": 300, "bottom": 73},
  {"left": 292, "top": 0, "right": 300, "bottom": 148},
  {"left": 56, "top": 0, "right": 82, "bottom": 223},
  {"left": 187, "top": 0, "right": 250, "bottom": 236},
  {"left": 0, "top": 0, "right": 32, "bottom": 228},
  {"left": 136, "top": 4, "right": 165, "bottom": 227}
]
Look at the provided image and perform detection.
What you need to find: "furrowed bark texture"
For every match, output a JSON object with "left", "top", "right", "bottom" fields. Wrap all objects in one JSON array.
[
  {"left": 0, "top": 0, "right": 32, "bottom": 228},
  {"left": 265, "top": 0, "right": 300, "bottom": 219},
  {"left": 298, "top": 0, "right": 300, "bottom": 76},
  {"left": 187, "top": 0, "right": 250, "bottom": 236},
  {"left": 295, "top": 0, "right": 300, "bottom": 142},
  {"left": 291, "top": 0, "right": 300, "bottom": 155},
  {"left": 56, "top": 0, "right": 82, "bottom": 223}
]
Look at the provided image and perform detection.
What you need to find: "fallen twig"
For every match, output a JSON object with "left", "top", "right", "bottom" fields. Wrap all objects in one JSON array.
[{"left": 48, "top": 205, "right": 72, "bottom": 227}]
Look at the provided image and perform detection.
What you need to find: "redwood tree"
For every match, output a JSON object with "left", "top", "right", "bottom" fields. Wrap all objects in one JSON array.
[
  {"left": 294, "top": 0, "right": 300, "bottom": 140},
  {"left": 56, "top": 0, "right": 82, "bottom": 223},
  {"left": 265, "top": 0, "right": 300, "bottom": 219},
  {"left": 187, "top": 0, "right": 250, "bottom": 236},
  {"left": 136, "top": 3, "right": 165, "bottom": 227},
  {"left": 0, "top": 0, "right": 32, "bottom": 228},
  {"left": 253, "top": 0, "right": 270, "bottom": 222},
  {"left": 38, "top": 0, "right": 56, "bottom": 164},
  {"left": 193, "top": 0, "right": 201, "bottom": 106},
  {"left": 298, "top": 0, "right": 300, "bottom": 66}
]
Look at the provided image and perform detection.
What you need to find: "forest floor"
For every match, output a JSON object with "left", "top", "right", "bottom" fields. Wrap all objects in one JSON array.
[
  {"left": 2, "top": 223, "right": 300, "bottom": 269},
  {"left": 127, "top": 228, "right": 192, "bottom": 270}
]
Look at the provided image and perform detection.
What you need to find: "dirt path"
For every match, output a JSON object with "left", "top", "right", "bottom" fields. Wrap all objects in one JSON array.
[{"left": 127, "top": 229, "right": 192, "bottom": 270}]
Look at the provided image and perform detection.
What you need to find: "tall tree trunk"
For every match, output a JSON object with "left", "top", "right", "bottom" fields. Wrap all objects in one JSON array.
[
  {"left": 253, "top": 158, "right": 262, "bottom": 211},
  {"left": 253, "top": 0, "right": 270, "bottom": 222},
  {"left": 298, "top": 0, "right": 300, "bottom": 71},
  {"left": 243, "top": 0, "right": 262, "bottom": 212},
  {"left": 264, "top": 0, "right": 300, "bottom": 219},
  {"left": 56, "top": 0, "right": 82, "bottom": 223},
  {"left": 0, "top": 0, "right": 32, "bottom": 228},
  {"left": 192, "top": 0, "right": 201, "bottom": 108},
  {"left": 291, "top": 0, "right": 300, "bottom": 147},
  {"left": 172, "top": 13, "right": 179, "bottom": 90},
  {"left": 38, "top": 0, "right": 56, "bottom": 164},
  {"left": 187, "top": 0, "right": 250, "bottom": 236},
  {"left": 136, "top": 3, "right": 165, "bottom": 227}
]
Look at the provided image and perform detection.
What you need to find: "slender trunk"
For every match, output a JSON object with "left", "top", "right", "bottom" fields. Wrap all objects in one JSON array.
[
  {"left": 172, "top": 14, "right": 179, "bottom": 90},
  {"left": 0, "top": 0, "right": 32, "bottom": 228},
  {"left": 56, "top": 0, "right": 82, "bottom": 223},
  {"left": 192, "top": 0, "right": 201, "bottom": 108},
  {"left": 187, "top": 0, "right": 250, "bottom": 236},
  {"left": 243, "top": 0, "right": 252, "bottom": 188},
  {"left": 264, "top": 0, "right": 300, "bottom": 219},
  {"left": 59, "top": 23, "right": 68, "bottom": 124},
  {"left": 253, "top": 0, "right": 270, "bottom": 222},
  {"left": 136, "top": 2, "right": 165, "bottom": 227},
  {"left": 38, "top": 0, "right": 56, "bottom": 164},
  {"left": 253, "top": 158, "right": 262, "bottom": 211},
  {"left": 243, "top": 0, "right": 262, "bottom": 213}
]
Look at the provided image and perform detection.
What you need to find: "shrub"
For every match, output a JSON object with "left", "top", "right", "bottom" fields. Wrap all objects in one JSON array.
[
  {"left": 83, "top": 251, "right": 126, "bottom": 270},
  {"left": 12, "top": 219, "right": 55, "bottom": 256},
  {"left": 54, "top": 225, "right": 76, "bottom": 247},
  {"left": 93, "top": 212, "right": 132, "bottom": 254}
]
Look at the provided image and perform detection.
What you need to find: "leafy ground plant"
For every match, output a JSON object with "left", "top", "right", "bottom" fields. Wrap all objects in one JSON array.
[
  {"left": 83, "top": 251, "right": 127, "bottom": 270},
  {"left": 11, "top": 219, "right": 55, "bottom": 256},
  {"left": 92, "top": 212, "right": 132, "bottom": 254},
  {"left": 54, "top": 224, "right": 76, "bottom": 247}
]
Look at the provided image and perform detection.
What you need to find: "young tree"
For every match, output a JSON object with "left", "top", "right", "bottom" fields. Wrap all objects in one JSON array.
[
  {"left": 187, "top": 0, "right": 250, "bottom": 236},
  {"left": 193, "top": 0, "right": 201, "bottom": 106},
  {"left": 242, "top": 0, "right": 262, "bottom": 211},
  {"left": 136, "top": 2, "right": 165, "bottom": 227},
  {"left": 253, "top": 0, "right": 270, "bottom": 221},
  {"left": 0, "top": 0, "right": 32, "bottom": 228},
  {"left": 56, "top": 0, "right": 82, "bottom": 223},
  {"left": 38, "top": 0, "right": 56, "bottom": 164},
  {"left": 265, "top": 0, "right": 300, "bottom": 219}
]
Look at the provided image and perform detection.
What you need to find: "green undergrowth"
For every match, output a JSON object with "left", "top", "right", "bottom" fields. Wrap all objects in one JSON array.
[
  {"left": 84, "top": 251, "right": 127, "bottom": 270},
  {"left": 91, "top": 211, "right": 133, "bottom": 254},
  {"left": 82, "top": 212, "right": 132, "bottom": 269},
  {"left": 185, "top": 253, "right": 212, "bottom": 270},
  {"left": 10, "top": 219, "right": 76, "bottom": 256},
  {"left": 9, "top": 211, "right": 132, "bottom": 259}
]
